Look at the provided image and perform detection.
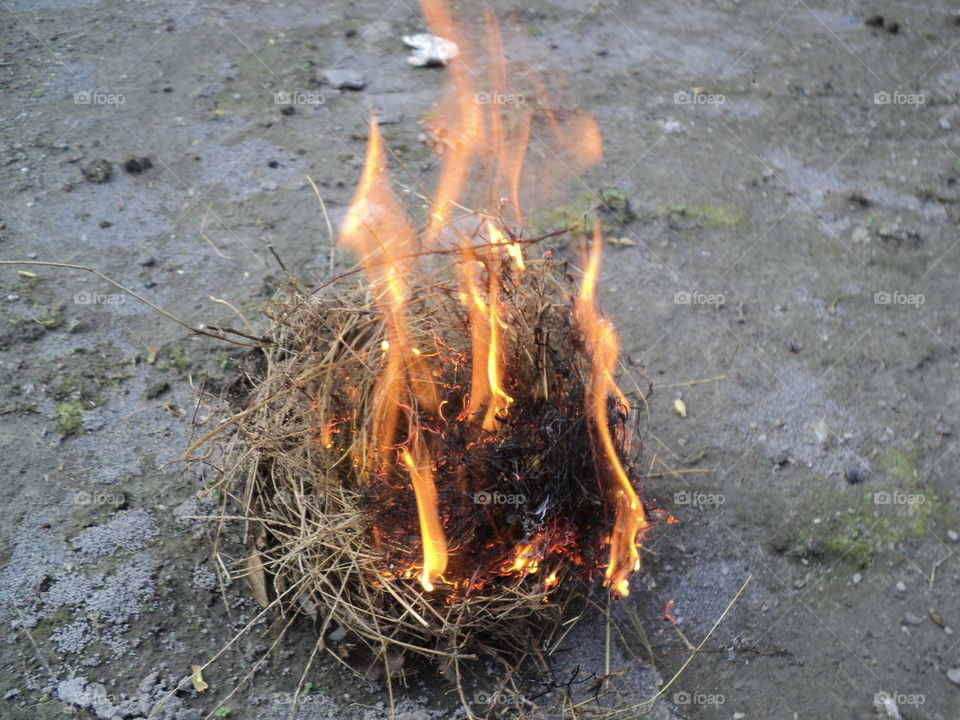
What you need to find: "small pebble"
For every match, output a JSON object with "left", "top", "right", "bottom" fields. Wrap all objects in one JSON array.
[
  {"left": 947, "top": 530, "right": 958, "bottom": 542},
  {"left": 947, "top": 668, "right": 960, "bottom": 686},
  {"left": 844, "top": 463, "right": 866, "bottom": 484},
  {"left": 904, "top": 612, "right": 923, "bottom": 625},
  {"left": 895, "top": 581, "right": 907, "bottom": 592},
  {"left": 852, "top": 572, "right": 862, "bottom": 585},
  {"left": 320, "top": 69, "right": 366, "bottom": 91},
  {"left": 123, "top": 155, "right": 153, "bottom": 174},
  {"left": 144, "top": 381, "right": 170, "bottom": 400},
  {"left": 137, "top": 253, "right": 156, "bottom": 267},
  {"left": 81, "top": 159, "right": 112, "bottom": 183}
]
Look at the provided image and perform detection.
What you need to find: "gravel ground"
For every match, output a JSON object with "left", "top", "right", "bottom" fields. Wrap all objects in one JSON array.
[{"left": 2, "top": 0, "right": 959, "bottom": 718}]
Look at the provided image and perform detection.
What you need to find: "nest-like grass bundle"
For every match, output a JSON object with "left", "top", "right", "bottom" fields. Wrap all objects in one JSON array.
[{"left": 194, "top": 233, "right": 649, "bottom": 691}]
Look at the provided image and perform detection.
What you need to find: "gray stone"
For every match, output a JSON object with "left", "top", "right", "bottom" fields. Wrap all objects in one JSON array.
[{"left": 319, "top": 69, "right": 366, "bottom": 90}]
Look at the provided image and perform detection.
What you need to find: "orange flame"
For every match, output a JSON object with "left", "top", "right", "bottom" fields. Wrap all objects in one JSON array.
[
  {"left": 337, "top": 0, "right": 644, "bottom": 596},
  {"left": 400, "top": 440, "right": 448, "bottom": 591},
  {"left": 339, "top": 114, "right": 447, "bottom": 591},
  {"left": 575, "top": 223, "right": 649, "bottom": 596},
  {"left": 456, "top": 222, "right": 520, "bottom": 431}
]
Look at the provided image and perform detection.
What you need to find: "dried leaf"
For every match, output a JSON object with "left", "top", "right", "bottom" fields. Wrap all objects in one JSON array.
[
  {"left": 191, "top": 665, "right": 208, "bottom": 693},
  {"left": 146, "top": 347, "right": 158, "bottom": 365},
  {"left": 606, "top": 236, "right": 636, "bottom": 247},
  {"left": 17, "top": 270, "right": 37, "bottom": 278},
  {"left": 929, "top": 607, "right": 946, "bottom": 629},
  {"left": 674, "top": 398, "right": 687, "bottom": 418},
  {"left": 245, "top": 551, "right": 269, "bottom": 608}
]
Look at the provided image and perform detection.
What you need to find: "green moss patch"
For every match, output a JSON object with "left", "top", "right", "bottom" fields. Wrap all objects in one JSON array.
[{"left": 781, "top": 485, "right": 949, "bottom": 567}]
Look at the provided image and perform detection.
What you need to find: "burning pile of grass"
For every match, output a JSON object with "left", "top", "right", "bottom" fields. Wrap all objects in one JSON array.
[
  {"left": 197, "top": 218, "right": 650, "bottom": 679},
  {"left": 186, "top": 0, "right": 655, "bottom": 695}
]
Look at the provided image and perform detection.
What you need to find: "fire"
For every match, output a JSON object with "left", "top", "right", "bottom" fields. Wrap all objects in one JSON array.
[
  {"left": 399, "top": 441, "right": 448, "bottom": 591},
  {"left": 340, "top": 113, "right": 448, "bottom": 591},
  {"left": 575, "top": 223, "right": 650, "bottom": 596},
  {"left": 337, "top": 0, "right": 648, "bottom": 597}
]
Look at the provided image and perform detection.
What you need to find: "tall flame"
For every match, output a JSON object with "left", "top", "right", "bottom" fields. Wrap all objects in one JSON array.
[
  {"left": 400, "top": 438, "right": 448, "bottom": 591},
  {"left": 575, "top": 223, "right": 649, "bottom": 596},
  {"left": 339, "top": 114, "right": 447, "bottom": 591}
]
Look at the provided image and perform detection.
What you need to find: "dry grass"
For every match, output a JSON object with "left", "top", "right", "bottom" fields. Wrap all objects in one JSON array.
[{"left": 185, "top": 234, "right": 654, "bottom": 717}]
